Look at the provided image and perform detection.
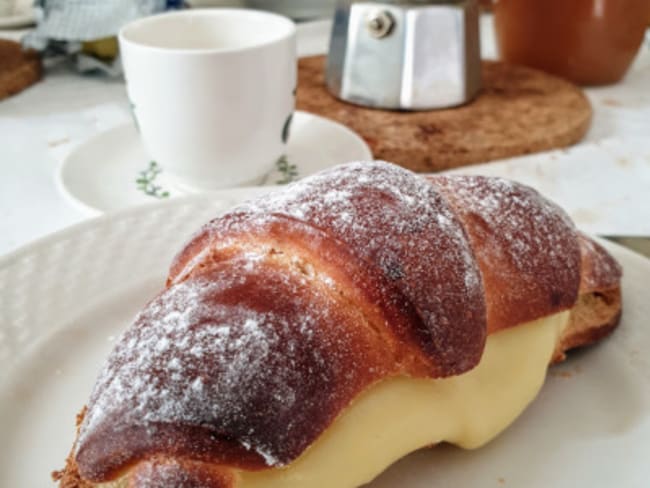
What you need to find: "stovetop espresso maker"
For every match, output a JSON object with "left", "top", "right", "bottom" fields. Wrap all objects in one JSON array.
[{"left": 326, "top": 0, "right": 481, "bottom": 110}]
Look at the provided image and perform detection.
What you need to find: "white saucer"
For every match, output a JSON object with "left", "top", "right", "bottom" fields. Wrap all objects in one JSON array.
[
  {"left": 57, "top": 111, "right": 373, "bottom": 214},
  {"left": 0, "top": 6, "right": 35, "bottom": 29}
]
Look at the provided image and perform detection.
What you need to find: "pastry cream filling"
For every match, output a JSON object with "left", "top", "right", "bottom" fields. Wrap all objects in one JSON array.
[
  {"left": 238, "top": 311, "right": 570, "bottom": 488},
  {"left": 100, "top": 311, "right": 568, "bottom": 487}
]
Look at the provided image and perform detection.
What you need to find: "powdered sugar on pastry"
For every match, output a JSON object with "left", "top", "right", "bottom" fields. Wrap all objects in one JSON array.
[
  {"left": 195, "top": 162, "right": 487, "bottom": 373},
  {"left": 74, "top": 162, "right": 589, "bottom": 483},
  {"left": 78, "top": 266, "right": 287, "bottom": 466},
  {"left": 77, "top": 254, "right": 396, "bottom": 478},
  {"left": 430, "top": 174, "right": 581, "bottom": 332}
]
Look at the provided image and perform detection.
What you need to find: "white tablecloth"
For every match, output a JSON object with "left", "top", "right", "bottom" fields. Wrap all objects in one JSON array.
[{"left": 0, "top": 17, "right": 649, "bottom": 256}]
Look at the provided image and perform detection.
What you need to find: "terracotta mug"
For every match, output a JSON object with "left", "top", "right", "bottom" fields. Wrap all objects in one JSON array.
[{"left": 493, "top": 0, "right": 650, "bottom": 85}]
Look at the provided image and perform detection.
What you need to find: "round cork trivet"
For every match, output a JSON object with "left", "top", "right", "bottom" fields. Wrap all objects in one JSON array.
[
  {"left": 0, "top": 39, "right": 42, "bottom": 102},
  {"left": 296, "top": 56, "right": 592, "bottom": 172}
]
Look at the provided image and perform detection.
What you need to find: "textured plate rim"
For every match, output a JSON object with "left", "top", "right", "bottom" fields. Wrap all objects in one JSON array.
[{"left": 0, "top": 192, "right": 649, "bottom": 487}]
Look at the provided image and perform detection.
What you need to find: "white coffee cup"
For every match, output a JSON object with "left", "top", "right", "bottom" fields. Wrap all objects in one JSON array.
[{"left": 119, "top": 9, "right": 296, "bottom": 190}]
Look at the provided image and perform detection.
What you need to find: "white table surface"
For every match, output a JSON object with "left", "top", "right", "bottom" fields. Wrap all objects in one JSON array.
[{"left": 0, "top": 17, "right": 649, "bottom": 257}]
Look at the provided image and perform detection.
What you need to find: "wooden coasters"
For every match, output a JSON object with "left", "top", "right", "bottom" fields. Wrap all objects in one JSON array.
[
  {"left": 296, "top": 56, "right": 592, "bottom": 172},
  {"left": 0, "top": 39, "right": 42, "bottom": 102}
]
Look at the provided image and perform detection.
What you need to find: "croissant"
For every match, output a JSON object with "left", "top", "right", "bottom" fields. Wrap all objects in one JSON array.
[{"left": 54, "top": 161, "right": 622, "bottom": 488}]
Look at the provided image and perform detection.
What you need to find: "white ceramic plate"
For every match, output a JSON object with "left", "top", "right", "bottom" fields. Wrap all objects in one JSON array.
[
  {"left": 0, "top": 194, "right": 649, "bottom": 487},
  {"left": 56, "top": 111, "right": 372, "bottom": 215}
]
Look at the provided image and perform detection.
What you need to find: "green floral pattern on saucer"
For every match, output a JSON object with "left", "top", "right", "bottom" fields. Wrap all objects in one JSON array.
[
  {"left": 135, "top": 157, "right": 300, "bottom": 199},
  {"left": 136, "top": 161, "right": 169, "bottom": 198},
  {"left": 275, "top": 155, "right": 298, "bottom": 184}
]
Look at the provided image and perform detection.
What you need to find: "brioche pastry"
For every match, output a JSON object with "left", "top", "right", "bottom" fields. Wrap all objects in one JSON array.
[{"left": 54, "top": 161, "right": 622, "bottom": 488}]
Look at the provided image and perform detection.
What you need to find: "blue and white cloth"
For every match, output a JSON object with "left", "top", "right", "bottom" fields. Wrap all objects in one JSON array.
[{"left": 24, "top": 0, "right": 180, "bottom": 75}]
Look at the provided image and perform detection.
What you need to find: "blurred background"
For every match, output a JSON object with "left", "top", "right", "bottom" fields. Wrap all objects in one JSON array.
[{"left": 188, "top": 0, "right": 338, "bottom": 21}]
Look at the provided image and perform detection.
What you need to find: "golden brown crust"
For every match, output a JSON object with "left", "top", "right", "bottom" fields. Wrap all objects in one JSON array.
[
  {"left": 52, "top": 457, "right": 93, "bottom": 488},
  {"left": 577, "top": 233, "right": 622, "bottom": 293},
  {"left": 169, "top": 215, "right": 437, "bottom": 376},
  {"left": 57, "top": 164, "right": 621, "bottom": 487},
  {"left": 429, "top": 175, "right": 582, "bottom": 334},
  {"left": 55, "top": 438, "right": 238, "bottom": 488},
  {"left": 75, "top": 164, "right": 493, "bottom": 482},
  {"left": 549, "top": 234, "right": 623, "bottom": 362},
  {"left": 296, "top": 56, "right": 591, "bottom": 172},
  {"left": 554, "top": 290, "right": 621, "bottom": 364},
  {"left": 170, "top": 164, "right": 489, "bottom": 377},
  {"left": 52, "top": 409, "right": 94, "bottom": 488},
  {"left": 75, "top": 258, "right": 398, "bottom": 479}
]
